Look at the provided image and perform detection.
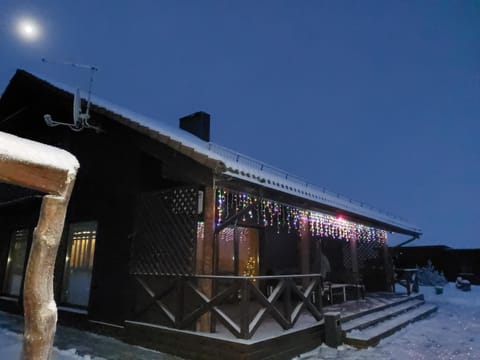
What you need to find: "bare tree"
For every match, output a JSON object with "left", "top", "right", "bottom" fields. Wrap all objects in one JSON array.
[{"left": 0, "top": 131, "right": 79, "bottom": 360}]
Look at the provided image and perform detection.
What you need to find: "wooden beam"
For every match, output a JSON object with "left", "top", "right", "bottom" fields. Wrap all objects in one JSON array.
[
  {"left": 196, "top": 184, "right": 216, "bottom": 332},
  {"left": 299, "top": 215, "right": 311, "bottom": 288},
  {"left": 0, "top": 159, "right": 69, "bottom": 195},
  {"left": 214, "top": 204, "right": 255, "bottom": 234},
  {"left": 0, "top": 131, "right": 77, "bottom": 197},
  {"left": 350, "top": 235, "right": 359, "bottom": 276}
]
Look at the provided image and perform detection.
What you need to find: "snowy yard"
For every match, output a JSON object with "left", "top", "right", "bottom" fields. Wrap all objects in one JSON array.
[
  {"left": 0, "top": 284, "right": 478, "bottom": 359},
  {"left": 0, "top": 312, "right": 178, "bottom": 360},
  {"left": 299, "top": 284, "right": 480, "bottom": 360}
]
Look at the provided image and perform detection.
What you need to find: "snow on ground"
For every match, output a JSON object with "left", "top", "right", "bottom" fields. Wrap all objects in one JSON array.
[
  {"left": 0, "top": 310, "right": 179, "bottom": 359},
  {"left": 0, "top": 284, "right": 478, "bottom": 359},
  {"left": 298, "top": 284, "right": 480, "bottom": 360},
  {"left": 0, "top": 328, "right": 93, "bottom": 360}
]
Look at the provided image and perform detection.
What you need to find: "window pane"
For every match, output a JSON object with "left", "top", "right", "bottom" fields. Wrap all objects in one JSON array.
[
  {"left": 3, "top": 229, "right": 28, "bottom": 296},
  {"left": 62, "top": 222, "right": 97, "bottom": 307}
]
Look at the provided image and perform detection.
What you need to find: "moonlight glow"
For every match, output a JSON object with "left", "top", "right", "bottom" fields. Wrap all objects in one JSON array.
[{"left": 16, "top": 18, "right": 41, "bottom": 41}]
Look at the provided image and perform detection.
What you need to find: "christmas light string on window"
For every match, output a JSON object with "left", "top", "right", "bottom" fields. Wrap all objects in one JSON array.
[{"left": 215, "top": 188, "right": 387, "bottom": 243}]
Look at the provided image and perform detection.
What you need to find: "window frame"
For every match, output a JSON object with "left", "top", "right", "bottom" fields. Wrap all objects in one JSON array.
[
  {"left": 2, "top": 228, "right": 30, "bottom": 297},
  {"left": 60, "top": 221, "right": 98, "bottom": 308}
]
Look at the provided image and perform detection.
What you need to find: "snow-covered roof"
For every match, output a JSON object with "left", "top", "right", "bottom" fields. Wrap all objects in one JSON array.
[{"left": 9, "top": 70, "right": 421, "bottom": 235}]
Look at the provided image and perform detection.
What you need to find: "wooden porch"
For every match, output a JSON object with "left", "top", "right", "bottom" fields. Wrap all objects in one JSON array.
[
  {"left": 122, "top": 272, "right": 433, "bottom": 359},
  {"left": 124, "top": 283, "right": 428, "bottom": 360}
]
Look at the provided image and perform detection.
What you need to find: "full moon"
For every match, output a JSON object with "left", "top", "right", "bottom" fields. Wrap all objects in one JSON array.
[{"left": 16, "top": 18, "right": 41, "bottom": 41}]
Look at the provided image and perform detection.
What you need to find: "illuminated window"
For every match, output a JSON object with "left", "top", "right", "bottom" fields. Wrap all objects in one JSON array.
[
  {"left": 62, "top": 221, "right": 97, "bottom": 307},
  {"left": 3, "top": 229, "right": 28, "bottom": 296}
]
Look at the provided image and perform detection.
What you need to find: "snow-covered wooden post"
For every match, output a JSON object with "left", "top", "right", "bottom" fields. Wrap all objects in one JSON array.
[{"left": 0, "top": 131, "right": 79, "bottom": 360}]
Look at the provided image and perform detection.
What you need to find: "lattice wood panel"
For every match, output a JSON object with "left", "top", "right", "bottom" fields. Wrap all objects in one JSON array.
[
  {"left": 357, "top": 238, "right": 384, "bottom": 270},
  {"left": 342, "top": 241, "right": 353, "bottom": 271},
  {"left": 130, "top": 187, "right": 199, "bottom": 275}
]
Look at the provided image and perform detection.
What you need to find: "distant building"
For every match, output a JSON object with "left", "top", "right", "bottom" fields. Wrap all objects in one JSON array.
[{"left": 394, "top": 245, "right": 480, "bottom": 284}]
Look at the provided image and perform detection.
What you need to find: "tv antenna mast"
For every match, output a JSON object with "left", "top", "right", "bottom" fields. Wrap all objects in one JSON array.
[{"left": 41, "top": 58, "right": 100, "bottom": 132}]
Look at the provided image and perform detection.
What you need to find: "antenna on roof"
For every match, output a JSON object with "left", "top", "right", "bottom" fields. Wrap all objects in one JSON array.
[{"left": 41, "top": 58, "right": 100, "bottom": 132}]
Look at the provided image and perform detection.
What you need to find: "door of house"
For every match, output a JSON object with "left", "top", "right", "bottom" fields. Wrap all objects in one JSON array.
[
  {"left": 216, "top": 226, "right": 259, "bottom": 277},
  {"left": 61, "top": 221, "right": 97, "bottom": 307}
]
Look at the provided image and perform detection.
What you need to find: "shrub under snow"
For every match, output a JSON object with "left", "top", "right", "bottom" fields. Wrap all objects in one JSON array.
[{"left": 416, "top": 261, "right": 448, "bottom": 286}]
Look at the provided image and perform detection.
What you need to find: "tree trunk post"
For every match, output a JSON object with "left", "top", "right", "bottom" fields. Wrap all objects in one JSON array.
[
  {"left": 0, "top": 131, "right": 79, "bottom": 360},
  {"left": 22, "top": 181, "right": 75, "bottom": 359}
]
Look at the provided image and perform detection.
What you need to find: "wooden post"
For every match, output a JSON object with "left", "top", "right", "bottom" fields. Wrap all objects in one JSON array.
[
  {"left": 0, "top": 131, "right": 79, "bottom": 360},
  {"left": 196, "top": 184, "right": 216, "bottom": 332},
  {"left": 382, "top": 240, "right": 393, "bottom": 292},
  {"left": 314, "top": 276, "right": 323, "bottom": 312},
  {"left": 283, "top": 278, "right": 293, "bottom": 328},
  {"left": 175, "top": 277, "right": 185, "bottom": 328},
  {"left": 350, "top": 235, "right": 359, "bottom": 278},
  {"left": 299, "top": 215, "right": 311, "bottom": 288},
  {"left": 239, "top": 278, "right": 249, "bottom": 339},
  {"left": 22, "top": 186, "right": 75, "bottom": 359}
]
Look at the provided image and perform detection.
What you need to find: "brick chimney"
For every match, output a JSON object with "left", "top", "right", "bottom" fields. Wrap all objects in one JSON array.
[{"left": 179, "top": 111, "right": 210, "bottom": 142}]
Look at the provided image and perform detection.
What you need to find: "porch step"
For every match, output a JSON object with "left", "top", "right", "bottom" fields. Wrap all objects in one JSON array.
[
  {"left": 341, "top": 298, "right": 425, "bottom": 333},
  {"left": 343, "top": 303, "right": 438, "bottom": 348},
  {"left": 340, "top": 293, "right": 425, "bottom": 323}
]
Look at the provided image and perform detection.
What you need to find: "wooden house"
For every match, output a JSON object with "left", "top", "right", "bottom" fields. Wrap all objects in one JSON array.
[{"left": 0, "top": 70, "right": 422, "bottom": 359}]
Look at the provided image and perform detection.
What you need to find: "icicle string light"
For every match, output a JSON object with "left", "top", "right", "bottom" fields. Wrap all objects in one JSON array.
[{"left": 215, "top": 188, "right": 387, "bottom": 243}]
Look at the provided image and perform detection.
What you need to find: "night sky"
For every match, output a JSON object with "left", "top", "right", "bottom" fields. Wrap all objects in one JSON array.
[{"left": 1, "top": 1, "right": 479, "bottom": 248}]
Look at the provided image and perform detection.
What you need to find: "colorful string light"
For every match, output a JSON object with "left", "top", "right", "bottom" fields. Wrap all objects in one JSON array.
[{"left": 215, "top": 187, "right": 387, "bottom": 244}]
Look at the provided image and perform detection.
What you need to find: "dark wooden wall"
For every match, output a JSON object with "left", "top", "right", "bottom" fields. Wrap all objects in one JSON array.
[
  {"left": 263, "top": 226, "right": 300, "bottom": 275},
  {"left": 0, "top": 73, "right": 214, "bottom": 326}
]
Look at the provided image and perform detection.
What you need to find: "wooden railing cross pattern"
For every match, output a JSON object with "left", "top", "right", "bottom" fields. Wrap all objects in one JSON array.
[
  {"left": 181, "top": 280, "right": 242, "bottom": 336},
  {"left": 289, "top": 279, "right": 323, "bottom": 324},
  {"left": 134, "top": 276, "right": 176, "bottom": 326},
  {"left": 247, "top": 280, "right": 290, "bottom": 333},
  {"left": 132, "top": 274, "right": 324, "bottom": 340},
  {"left": 239, "top": 278, "right": 250, "bottom": 338}
]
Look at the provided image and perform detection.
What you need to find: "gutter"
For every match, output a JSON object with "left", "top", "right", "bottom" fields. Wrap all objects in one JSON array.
[{"left": 393, "top": 235, "right": 420, "bottom": 248}]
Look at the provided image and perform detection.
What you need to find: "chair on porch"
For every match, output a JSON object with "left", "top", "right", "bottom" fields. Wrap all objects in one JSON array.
[{"left": 393, "top": 268, "right": 419, "bottom": 295}]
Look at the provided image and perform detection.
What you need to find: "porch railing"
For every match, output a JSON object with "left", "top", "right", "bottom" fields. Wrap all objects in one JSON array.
[{"left": 131, "top": 274, "right": 323, "bottom": 339}]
